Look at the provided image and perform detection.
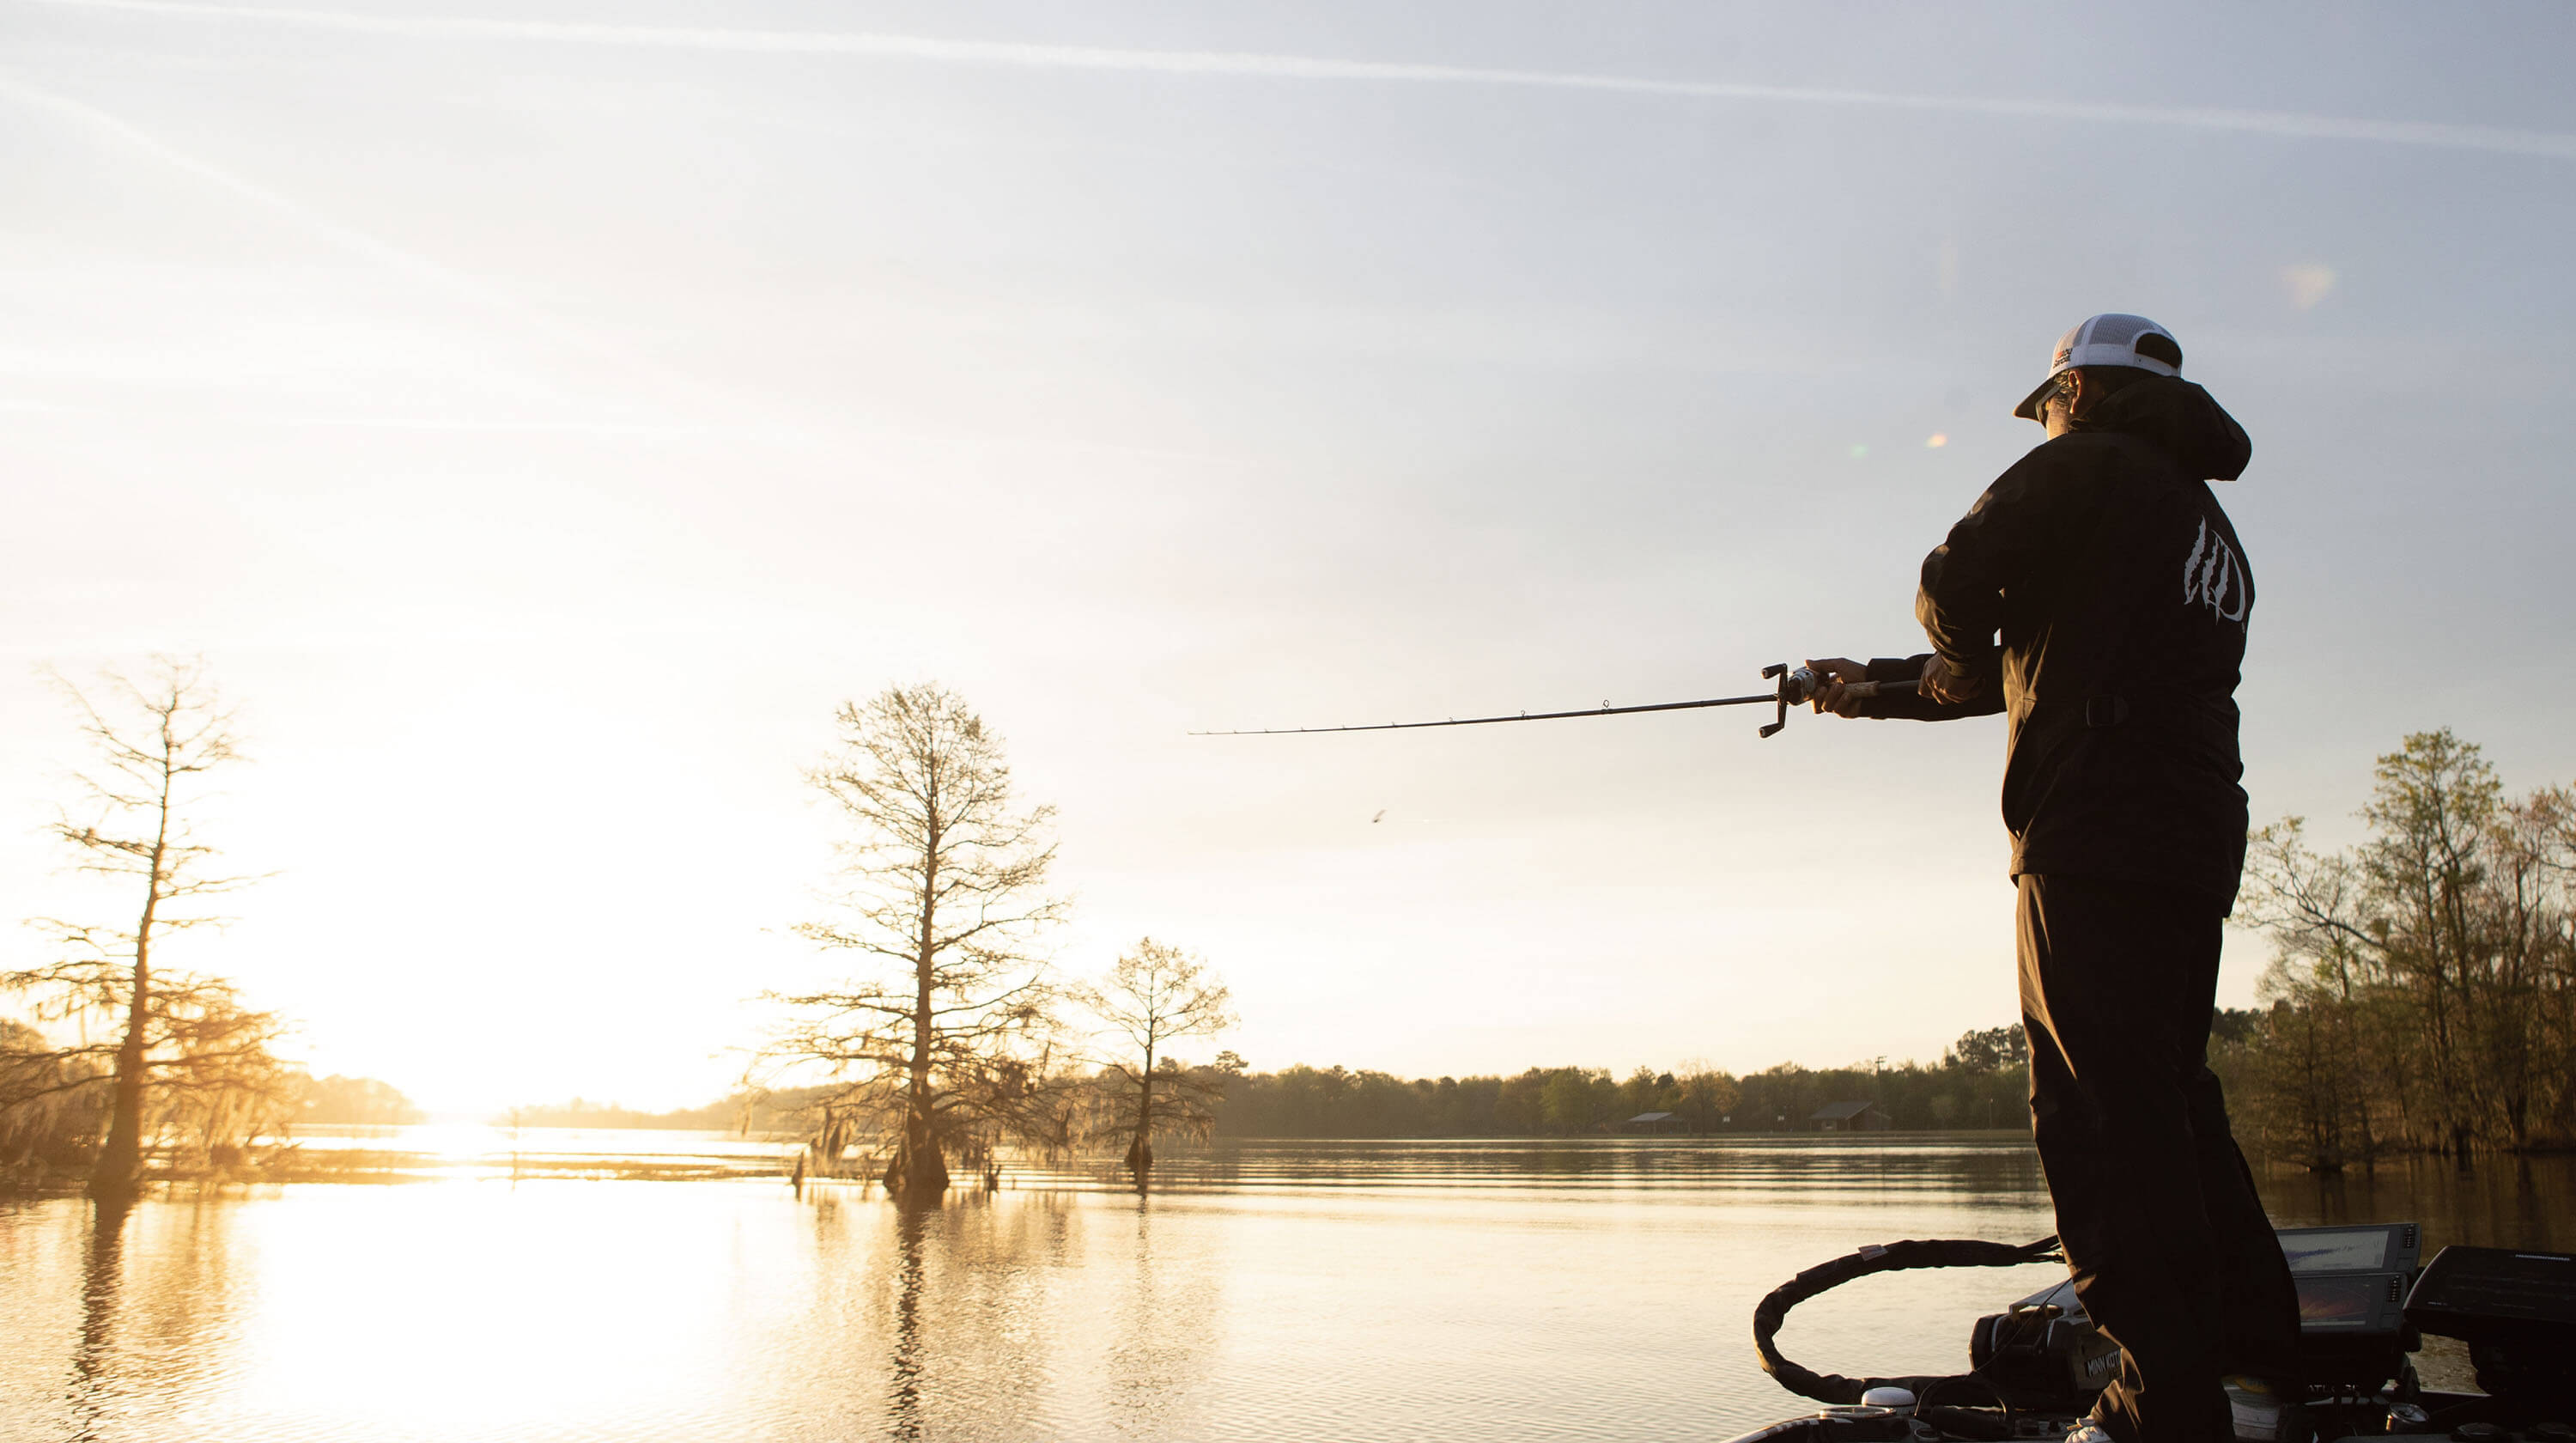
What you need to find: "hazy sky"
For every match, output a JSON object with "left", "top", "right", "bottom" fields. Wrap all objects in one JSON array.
[{"left": 3, "top": 1, "right": 2570, "bottom": 1113}]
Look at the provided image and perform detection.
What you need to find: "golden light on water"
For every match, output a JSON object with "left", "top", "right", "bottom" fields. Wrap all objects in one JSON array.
[
  {"left": 285, "top": 1124, "right": 799, "bottom": 1178},
  {"left": 228, "top": 1185, "right": 747, "bottom": 1436}
]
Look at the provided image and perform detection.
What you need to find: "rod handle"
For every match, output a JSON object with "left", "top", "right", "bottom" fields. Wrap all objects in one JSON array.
[
  {"left": 1839, "top": 679, "right": 1925, "bottom": 700},
  {"left": 1778, "top": 667, "right": 1924, "bottom": 705}
]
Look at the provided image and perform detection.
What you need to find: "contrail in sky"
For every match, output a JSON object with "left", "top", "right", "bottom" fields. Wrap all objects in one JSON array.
[{"left": 20, "top": 0, "right": 2576, "bottom": 163}]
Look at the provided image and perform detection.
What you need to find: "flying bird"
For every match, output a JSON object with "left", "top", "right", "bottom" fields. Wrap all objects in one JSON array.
[{"left": 1371, "top": 810, "right": 1386, "bottom": 824}]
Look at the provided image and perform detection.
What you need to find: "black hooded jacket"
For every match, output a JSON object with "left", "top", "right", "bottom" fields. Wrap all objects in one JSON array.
[{"left": 1854, "top": 375, "right": 2257, "bottom": 909}]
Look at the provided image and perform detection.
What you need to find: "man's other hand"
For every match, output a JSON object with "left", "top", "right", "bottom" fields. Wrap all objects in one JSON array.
[
  {"left": 1921, "top": 654, "right": 1987, "bottom": 705},
  {"left": 1802, "top": 658, "right": 1871, "bottom": 716}
]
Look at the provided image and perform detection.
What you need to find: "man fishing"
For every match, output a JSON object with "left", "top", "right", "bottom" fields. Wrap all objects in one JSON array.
[{"left": 1805, "top": 314, "right": 2304, "bottom": 1443}]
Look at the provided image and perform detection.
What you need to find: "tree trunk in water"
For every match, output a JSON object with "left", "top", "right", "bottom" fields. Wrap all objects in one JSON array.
[
  {"left": 88, "top": 1022, "right": 147, "bottom": 1204},
  {"left": 89, "top": 881, "right": 159, "bottom": 1205},
  {"left": 1127, "top": 1048, "right": 1155, "bottom": 1183},
  {"left": 892, "top": 809, "right": 945, "bottom": 1205},
  {"left": 885, "top": 1105, "right": 947, "bottom": 1202}
]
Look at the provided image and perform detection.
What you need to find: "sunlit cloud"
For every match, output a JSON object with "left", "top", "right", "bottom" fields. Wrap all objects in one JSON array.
[
  {"left": 21, "top": 0, "right": 2576, "bottom": 162},
  {"left": 2283, "top": 263, "right": 2338, "bottom": 310}
]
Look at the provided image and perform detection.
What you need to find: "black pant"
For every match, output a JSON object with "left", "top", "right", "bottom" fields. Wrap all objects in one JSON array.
[{"left": 2016, "top": 874, "right": 2303, "bottom": 1443}]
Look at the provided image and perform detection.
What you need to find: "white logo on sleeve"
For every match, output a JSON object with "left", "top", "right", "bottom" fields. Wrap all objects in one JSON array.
[{"left": 2181, "top": 518, "right": 2249, "bottom": 626}]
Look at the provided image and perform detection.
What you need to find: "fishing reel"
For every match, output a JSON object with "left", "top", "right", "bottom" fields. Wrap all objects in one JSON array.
[
  {"left": 1759, "top": 664, "right": 1814, "bottom": 738},
  {"left": 1759, "top": 664, "right": 1902, "bottom": 737}
]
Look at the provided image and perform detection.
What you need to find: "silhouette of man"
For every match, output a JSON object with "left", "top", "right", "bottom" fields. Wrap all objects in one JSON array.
[{"left": 1809, "top": 314, "right": 2303, "bottom": 1443}]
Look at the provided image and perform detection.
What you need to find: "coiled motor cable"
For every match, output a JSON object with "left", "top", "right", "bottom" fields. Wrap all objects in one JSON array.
[{"left": 1751, "top": 1235, "right": 2066, "bottom": 1405}]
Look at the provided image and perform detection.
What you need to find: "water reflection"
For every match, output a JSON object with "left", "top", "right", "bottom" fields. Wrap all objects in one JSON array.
[
  {"left": 887, "top": 1207, "right": 927, "bottom": 1441},
  {"left": 2254, "top": 1152, "right": 2572, "bottom": 1253},
  {"left": 69, "top": 1203, "right": 126, "bottom": 1443},
  {"left": 1104, "top": 1196, "right": 1223, "bottom": 1440},
  {"left": 0, "top": 1138, "right": 2563, "bottom": 1443},
  {"left": 1024, "top": 1134, "right": 2055, "bottom": 1202}
]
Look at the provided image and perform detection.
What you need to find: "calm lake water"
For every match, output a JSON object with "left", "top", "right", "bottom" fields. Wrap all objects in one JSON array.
[{"left": 1, "top": 1131, "right": 2567, "bottom": 1442}]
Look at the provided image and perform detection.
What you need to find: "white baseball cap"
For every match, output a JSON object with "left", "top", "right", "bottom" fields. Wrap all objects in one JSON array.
[{"left": 2013, "top": 313, "right": 2184, "bottom": 419}]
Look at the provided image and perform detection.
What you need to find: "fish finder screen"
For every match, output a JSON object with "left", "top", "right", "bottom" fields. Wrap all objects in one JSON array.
[
  {"left": 2294, "top": 1275, "right": 2381, "bottom": 1329},
  {"left": 2281, "top": 1228, "right": 2391, "bottom": 1274}
]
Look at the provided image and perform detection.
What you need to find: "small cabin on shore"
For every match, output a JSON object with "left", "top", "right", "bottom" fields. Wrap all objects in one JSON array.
[
  {"left": 1809, "top": 1100, "right": 1891, "bottom": 1132},
  {"left": 1621, "top": 1111, "right": 1689, "bottom": 1135}
]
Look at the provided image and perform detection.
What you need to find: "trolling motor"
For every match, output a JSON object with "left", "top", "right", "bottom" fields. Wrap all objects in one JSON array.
[{"left": 1192, "top": 663, "right": 1919, "bottom": 739}]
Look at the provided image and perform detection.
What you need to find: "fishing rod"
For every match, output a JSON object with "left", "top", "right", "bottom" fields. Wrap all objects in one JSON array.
[{"left": 1191, "top": 663, "right": 1920, "bottom": 740}]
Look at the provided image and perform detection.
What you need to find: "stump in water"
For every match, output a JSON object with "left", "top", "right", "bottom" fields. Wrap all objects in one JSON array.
[{"left": 883, "top": 1132, "right": 950, "bottom": 1203}]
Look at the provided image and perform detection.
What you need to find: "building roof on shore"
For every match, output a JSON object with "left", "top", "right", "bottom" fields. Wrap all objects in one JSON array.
[
  {"left": 1810, "top": 1100, "right": 1881, "bottom": 1121},
  {"left": 1625, "top": 1111, "right": 1676, "bottom": 1123}
]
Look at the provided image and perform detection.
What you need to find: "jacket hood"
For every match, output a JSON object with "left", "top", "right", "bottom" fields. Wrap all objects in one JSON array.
[{"left": 2070, "top": 375, "right": 2251, "bottom": 481}]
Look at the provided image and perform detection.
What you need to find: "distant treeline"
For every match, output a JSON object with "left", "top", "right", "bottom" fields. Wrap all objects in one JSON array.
[
  {"left": 301, "top": 1075, "right": 426, "bottom": 1127},
  {"left": 513, "top": 1035, "right": 2032, "bottom": 1142},
  {"left": 500, "top": 1086, "right": 849, "bottom": 1133},
  {"left": 1206, "top": 1026, "right": 2038, "bottom": 1138}
]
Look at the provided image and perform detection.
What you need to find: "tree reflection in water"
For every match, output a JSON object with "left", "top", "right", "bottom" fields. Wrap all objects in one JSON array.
[
  {"left": 1104, "top": 1195, "right": 1221, "bottom": 1440},
  {"left": 804, "top": 1182, "right": 1114, "bottom": 1439},
  {"left": 2259, "top": 1151, "right": 2574, "bottom": 1252},
  {"left": 886, "top": 1202, "right": 929, "bottom": 1441},
  {"left": 835, "top": 1182, "right": 1228, "bottom": 1439},
  {"left": 67, "top": 1201, "right": 129, "bottom": 1443}
]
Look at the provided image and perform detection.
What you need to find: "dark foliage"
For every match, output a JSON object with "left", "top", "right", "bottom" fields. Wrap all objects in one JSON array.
[{"left": 1206, "top": 1034, "right": 2035, "bottom": 1138}]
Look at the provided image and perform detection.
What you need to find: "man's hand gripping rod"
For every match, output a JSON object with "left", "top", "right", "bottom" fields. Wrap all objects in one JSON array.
[
  {"left": 1754, "top": 664, "right": 1917, "bottom": 737},
  {"left": 1190, "top": 665, "right": 1920, "bottom": 740}
]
